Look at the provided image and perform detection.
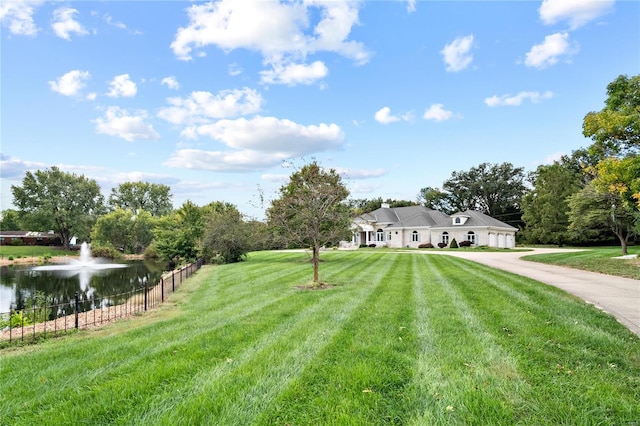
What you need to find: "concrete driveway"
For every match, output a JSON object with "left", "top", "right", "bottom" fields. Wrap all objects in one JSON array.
[{"left": 430, "top": 248, "right": 640, "bottom": 336}]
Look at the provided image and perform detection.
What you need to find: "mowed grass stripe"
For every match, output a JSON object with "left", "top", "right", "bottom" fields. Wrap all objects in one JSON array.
[
  {"left": 256, "top": 252, "right": 418, "bottom": 425},
  {"left": 1, "top": 251, "right": 639, "bottom": 425},
  {"left": 406, "top": 254, "right": 528, "bottom": 425},
  {"left": 153, "top": 253, "right": 388, "bottom": 425},
  {"left": 441, "top": 256, "right": 640, "bottom": 422}
]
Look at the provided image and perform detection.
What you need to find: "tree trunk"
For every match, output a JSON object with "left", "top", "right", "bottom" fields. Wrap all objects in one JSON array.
[
  {"left": 312, "top": 245, "right": 319, "bottom": 284},
  {"left": 613, "top": 230, "right": 629, "bottom": 255}
]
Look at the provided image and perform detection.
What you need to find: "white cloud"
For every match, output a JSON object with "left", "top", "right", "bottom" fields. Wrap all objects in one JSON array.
[
  {"left": 165, "top": 149, "right": 290, "bottom": 172},
  {"left": 170, "top": 0, "right": 370, "bottom": 84},
  {"left": 51, "top": 7, "right": 88, "bottom": 41},
  {"left": 261, "top": 173, "right": 290, "bottom": 183},
  {"left": 374, "top": 107, "right": 411, "bottom": 124},
  {"left": 158, "top": 88, "right": 263, "bottom": 125},
  {"left": 260, "top": 60, "right": 328, "bottom": 85},
  {"left": 94, "top": 107, "right": 160, "bottom": 141},
  {"left": 333, "top": 167, "right": 387, "bottom": 179},
  {"left": 107, "top": 74, "right": 137, "bottom": 98},
  {"left": 103, "top": 14, "right": 126, "bottom": 30},
  {"left": 185, "top": 116, "right": 344, "bottom": 155},
  {"left": 228, "top": 63, "right": 243, "bottom": 76},
  {"left": 161, "top": 76, "right": 180, "bottom": 90},
  {"left": 166, "top": 116, "right": 344, "bottom": 172},
  {"left": 48, "top": 70, "right": 90, "bottom": 97},
  {"left": 423, "top": 104, "right": 453, "bottom": 121},
  {"left": 539, "top": 0, "right": 614, "bottom": 30},
  {"left": 0, "top": 0, "right": 44, "bottom": 36},
  {"left": 541, "top": 152, "right": 565, "bottom": 165},
  {"left": 0, "top": 153, "right": 46, "bottom": 179},
  {"left": 86, "top": 92, "right": 97, "bottom": 101},
  {"left": 349, "top": 182, "right": 382, "bottom": 194},
  {"left": 406, "top": 0, "right": 416, "bottom": 13},
  {"left": 524, "top": 32, "right": 576, "bottom": 69},
  {"left": 441, "top": 34, "right": 474, "bottom": 72},
  {"left": 484, "top": 91, "right": 554, "bottom": 107}
]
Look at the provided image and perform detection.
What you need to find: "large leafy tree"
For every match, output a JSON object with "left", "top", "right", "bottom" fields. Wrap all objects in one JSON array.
[
  {"left": 418, "top": 162, "right": 527, "bottom": 224},
  {"left": 152, "top": 201, "right": 203, "bottom": 266},
  {"left": 583, "top": 74, "right": 640, "bottom": 156},
  {"left": 267, "top": 161, "right": 351, "bottom": 285},
  {"left": 443, "top": 162, "right": 526, "bottom": 218},
  {"left": 11, "top": 167, "right": 105, "bottom": 248},
  {"left": 0, "top": 209, "right": 22, "bottom": 231},
  {"left": 91, "top": 208, "right": 155, "bottom": 254},
  {"left": 108, "top": 181, "right": 173, "bottom": 216},
  {"left": 521, "top": 162, "right": 583, "bottom": 246},
  {"left": 201, "top": 202, "right": 251, "bottom": 264},
  {"left": 347, "top": 197, "right": 418, "bottom": 216},
  {"left": 416, "top": 186, "right": 454, "bottom": 213},
  {"left": 568, "top": 183, "right": 637, "bottom": 255}
]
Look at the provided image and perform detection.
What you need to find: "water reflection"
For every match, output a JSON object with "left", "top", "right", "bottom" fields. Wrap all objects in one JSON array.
[{"left": 0, "top": 260, "right": 166, "bottom": 313}]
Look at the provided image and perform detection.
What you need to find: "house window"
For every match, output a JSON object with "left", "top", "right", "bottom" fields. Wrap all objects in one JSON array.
[
  {"left": 388, "top": 232, "right": 392, "bottom": 240},
  {"left": 411, "top": 231, "right": 420, "bottom": 242},
  {"left": 376, "top": 229, "right": 384, "bottom": 242},
  {"left": 467, "top": 231, "right": 475, "bottom": 244},
  {"left": 454, "top": 217, "right": 461, "bottom": 224},
  {"left": 441, "top": 232, "right": 449, "bottom": 245}
]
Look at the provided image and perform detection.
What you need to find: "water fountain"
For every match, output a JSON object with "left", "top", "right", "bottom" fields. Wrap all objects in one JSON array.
[{"left": 33, "top": 242, "right": 128, "bottom": 272}]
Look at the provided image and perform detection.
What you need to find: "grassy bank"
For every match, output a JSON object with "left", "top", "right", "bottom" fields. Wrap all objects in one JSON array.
[
  {"left": 522, "top": 246, "right": 640, "bottom": 280},
  {"left": 1, "top": 251, "right": 638, "bottom": 424},
  {"left": 0, "top": 245, "right": 73, "bottom": 259}
]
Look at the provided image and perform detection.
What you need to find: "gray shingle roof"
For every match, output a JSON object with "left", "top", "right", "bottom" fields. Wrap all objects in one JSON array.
[{"left": 357, "top": 206, "right": 516, "bottom": 230}]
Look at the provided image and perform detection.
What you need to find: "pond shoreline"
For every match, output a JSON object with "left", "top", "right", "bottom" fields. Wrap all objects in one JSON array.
[{"left": 0, "top": 254, "right": 145, "bottom": 267}]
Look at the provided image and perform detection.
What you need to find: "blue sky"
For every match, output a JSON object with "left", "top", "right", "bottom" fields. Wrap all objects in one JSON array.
[{"left": 1, "top": 0, "right": 638, "bottom": 219}]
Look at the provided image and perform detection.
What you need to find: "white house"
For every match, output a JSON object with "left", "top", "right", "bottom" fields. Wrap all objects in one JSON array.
[{"left": 351, "top": 204, "right": 517, "bottom": 249}]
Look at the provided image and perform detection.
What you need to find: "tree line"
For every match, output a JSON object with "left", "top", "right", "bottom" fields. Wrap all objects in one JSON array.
[{"left": 1, "top": 74, "right": 638, "bottom": 269}]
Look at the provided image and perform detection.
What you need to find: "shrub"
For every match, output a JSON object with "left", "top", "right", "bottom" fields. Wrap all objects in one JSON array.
[
  {"left": 358, "top": 244, "right": 368, "bottom": 248},
  {"left": 144, "top": 243, "right": 160, "bottom": 260},
  {"left": 437, "top": 242, "right": 447, "bottom": 248},
  {"left": 458, "top": 240, "right": 472, "bottom": 247},
  {"left": 91, "top": 244, "right": 123, "bottom": 260},
  {"left": 418, "top": 243, "right": 434, "bottom": 249},
  {"left": 450, "top": 238, "right": 459, "bottom": 249},
  {"left": 368, "top": 244, "right": 377, "bottom": 248}
]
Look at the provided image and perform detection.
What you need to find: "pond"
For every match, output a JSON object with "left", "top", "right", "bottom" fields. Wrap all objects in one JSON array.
[{"left": 0, "top": 259, "right": 167, "bottom": 313}]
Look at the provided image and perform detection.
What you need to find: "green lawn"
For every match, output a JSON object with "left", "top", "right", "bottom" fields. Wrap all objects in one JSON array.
[
  {"left": 522, "top": 246, "right": 640, "bottom": 280},
  {"left": 1, "top": 251, "right": 639, "bottom": 425},
  {"left": 0, "top": 245, "right": 74, "bottom": 259}
]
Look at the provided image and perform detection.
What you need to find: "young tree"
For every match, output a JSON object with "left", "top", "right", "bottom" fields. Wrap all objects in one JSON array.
[
  {"left": 11, "top": 167, "right": 105, "bottom": 248},
  {"left": 108, "top": 181, "right": 173, "bottom": 216},
  {"left": 583, "top": 74, "right": 640, "bottom": 156},
  {"left": 521, "top": 162, "right": 583, "bottom": 246},
  {"left": 267, "top": 161, "right": 351, "bottom": 285}
]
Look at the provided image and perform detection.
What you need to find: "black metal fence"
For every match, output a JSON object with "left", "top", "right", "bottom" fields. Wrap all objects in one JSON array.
[{"left": 0, "top": 259, "right": 204, "bottom": 345}]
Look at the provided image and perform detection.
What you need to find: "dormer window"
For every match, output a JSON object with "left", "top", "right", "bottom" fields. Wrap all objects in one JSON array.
[{"left": 452, "top": 215, "right": 469, "bottom": 225}]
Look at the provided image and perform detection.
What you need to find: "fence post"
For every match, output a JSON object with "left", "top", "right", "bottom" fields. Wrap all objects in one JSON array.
[
  {"left": 161, "top": 277, "right": 164, "bottom": 303},
  {"left": 9, "top": 308, "right": 13, "bottom": 342},
  {"left": 172, "top": 272, "right": 175, "bottom": 292},
  {"left": 144, "top": 280, "right": 148, "bottom": 311},
  {"left": 74, "top": 292, "right": 79, "bottom": 329}
]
